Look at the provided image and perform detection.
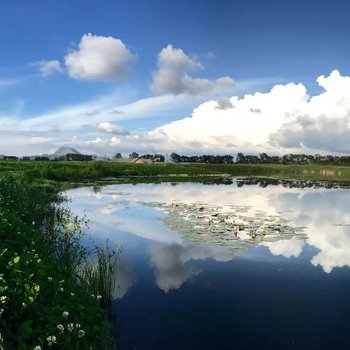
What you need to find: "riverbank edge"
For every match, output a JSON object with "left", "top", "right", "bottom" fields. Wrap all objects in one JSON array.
[{"left": 0, "top": 174, "right": 116, "bottom": 350}]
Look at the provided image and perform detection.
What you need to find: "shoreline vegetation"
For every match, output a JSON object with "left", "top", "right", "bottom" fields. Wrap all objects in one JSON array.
[
  {"left": 2, "top": 161, "right": 350, "bottom": 349},
  {"left": 2, "top": 160, "right": 350, "bottom": 183},
  {"left": 0, "top": 173, "right": 117, "bottom": 350}
]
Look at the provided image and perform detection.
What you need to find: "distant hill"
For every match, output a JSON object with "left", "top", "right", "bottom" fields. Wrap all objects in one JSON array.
[
  {"left": 52, "top": 147, "right": 80, "bottom": 157},
  {"left": 32, "top": 147, "right": 82, "bottom": 160}
]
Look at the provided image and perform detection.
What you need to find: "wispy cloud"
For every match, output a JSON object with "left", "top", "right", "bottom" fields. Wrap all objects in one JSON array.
[
  {"left": 35, "top": 60, "right": 62, "bottom": 77},
  {"left": 0, "top": 77, "right": 25, "bottom": 88}
]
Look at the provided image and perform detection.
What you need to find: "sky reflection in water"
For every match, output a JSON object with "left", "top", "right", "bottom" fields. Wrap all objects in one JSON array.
[{"left": 66, "top": 181, "right": 350, "bottom": 350}]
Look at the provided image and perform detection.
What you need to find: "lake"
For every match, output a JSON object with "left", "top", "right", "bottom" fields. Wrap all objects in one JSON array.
[{"left": 66, "top": 179, "right": 350, "bottom": 350}]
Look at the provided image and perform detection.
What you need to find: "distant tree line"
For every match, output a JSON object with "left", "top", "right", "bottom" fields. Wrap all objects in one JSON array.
[
  {"left": 170, "top": 152, "right": 350, "bottom": 165},
  {"left": 58, "top": 153, "right": 94, "bottom": 161},
  {"left": 0, "top": 154, "right": 94, "bottom": 161},
  {"left": 3, "top": 151, "right": 350, "bottom": 166},
  {"left": 170, "top": 153, "right": 233, "bottom": 164}
]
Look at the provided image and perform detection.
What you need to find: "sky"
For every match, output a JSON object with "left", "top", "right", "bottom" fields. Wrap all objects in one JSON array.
[{"left": 1, "top": 0, "right": 350, "bottom": 156}]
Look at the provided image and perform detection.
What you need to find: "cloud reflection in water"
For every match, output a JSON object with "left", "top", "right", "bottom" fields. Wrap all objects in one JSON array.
[{"left": 149, "top": 243, "right": 234, "bottom": 292}]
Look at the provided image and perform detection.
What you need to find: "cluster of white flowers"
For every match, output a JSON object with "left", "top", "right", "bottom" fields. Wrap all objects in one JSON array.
[
  {"left": 57, "top": 324, "right": 64, "bottom": 334},
  {"left": 33, "top": 346, "right": 41, "bottom": 350},
  {"left": 46, "top": 335, "right": 56, "bottom": 346}
]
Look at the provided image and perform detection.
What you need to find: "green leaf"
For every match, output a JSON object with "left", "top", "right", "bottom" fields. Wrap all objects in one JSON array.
[{"left": 33, "top": 284, "right": 40, "bottom": 293}]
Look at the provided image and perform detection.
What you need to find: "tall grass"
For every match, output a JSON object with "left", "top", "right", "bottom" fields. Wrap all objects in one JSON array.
[{"left": 80, "top": 242, "right": 120, "bottom": 308}]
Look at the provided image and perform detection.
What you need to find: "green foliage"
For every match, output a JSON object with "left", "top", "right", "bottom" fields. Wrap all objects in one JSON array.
[
  {"left": 2, "top": 160, "right": 350, "bottom": 183},
  {"left": 0, "top": 174, "right": 115, "bottom": 349}
]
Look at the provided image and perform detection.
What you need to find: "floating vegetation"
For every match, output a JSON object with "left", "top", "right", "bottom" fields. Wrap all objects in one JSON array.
[{"left": 144, "top": 201, "right": 307, "bottom": 252}]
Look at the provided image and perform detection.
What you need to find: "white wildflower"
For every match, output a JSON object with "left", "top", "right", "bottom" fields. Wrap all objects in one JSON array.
[
  {"left": 75, "top": 323, "right": 81, "bottom": 328},
  {"left": 78, "top": 330, "right": 85, "bottom": 338},
  {"left": 67, "top": 323, "right": 74, "bottom": 332},
  {"left": 96, "top": 295, "right": 102, "bottom": 300},
  {"left": 47, "top": 277, "right": 53, "bottom": 282},
  {"left": 59, "top": 287, "right": 64, "bottom": 292},
  {"left": 46, "top": 335, "right": 56, "bottom": 346},
  {"left": 70, "top": 292, "right": 75, "bottom": 297},
  {"left": 62, "top": 311, "right": 69, "bottom": 318},
  {"left": 57, "top": 324, "right": 64, "bottom": 334},
  {"left": 34, "top": 346, "right": 41, "bottom": 350}
]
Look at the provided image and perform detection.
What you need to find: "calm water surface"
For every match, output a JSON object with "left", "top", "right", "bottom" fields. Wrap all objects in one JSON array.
[{"left": 66, "top": 180, "right": 350, "bottom": 350}]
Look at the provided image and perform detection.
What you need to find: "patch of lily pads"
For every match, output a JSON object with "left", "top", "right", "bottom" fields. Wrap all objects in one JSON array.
[{"left": 144, "top": 201, "right": 307, "bottom": 252}]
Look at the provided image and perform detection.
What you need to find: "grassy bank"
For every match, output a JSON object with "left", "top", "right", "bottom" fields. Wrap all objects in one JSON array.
[
  {"left": 0, "top": 174, "right": 116, "bottom": 350},
  {"left": 2, "top": 161, "right": 350, "bottom": 183}
]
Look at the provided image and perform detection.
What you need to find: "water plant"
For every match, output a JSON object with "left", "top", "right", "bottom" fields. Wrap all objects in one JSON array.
[{"left": 80, "top": 241, "right": 121, "bottom": 309}]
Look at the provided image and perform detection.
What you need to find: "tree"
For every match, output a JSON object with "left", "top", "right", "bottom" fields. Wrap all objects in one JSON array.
[
  {"left": 170, "top": 153, "right": 181, "bottom": 163},
  {"left": 114, "top": 153, "right": 122, "bottom": 160},
  {"left": 129, "top": 152, "right": 139, "bottom": 159},
  {"left": 153, "top": 154, "right": 165, "bottom": 162},
  {"left": 236, "top": 153, "right": 247, "bottom": 164}
]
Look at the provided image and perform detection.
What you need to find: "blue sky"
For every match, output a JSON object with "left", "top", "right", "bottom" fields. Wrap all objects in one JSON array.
[{"left": 1, "top": 0, "right": 350, "bottom": 156}]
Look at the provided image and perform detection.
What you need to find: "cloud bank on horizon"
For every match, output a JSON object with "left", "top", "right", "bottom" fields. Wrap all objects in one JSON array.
[
  {"left": 147, "top": 69, "right": 350, "bottom": 155},
  {"left": 1, "top": 68, "right": 350, "bottom": 156}
]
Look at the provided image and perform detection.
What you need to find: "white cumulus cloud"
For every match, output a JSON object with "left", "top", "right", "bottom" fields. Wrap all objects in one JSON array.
[
  {"left": 148, "top": 81, "right": 308, "bottom": 153},
  {"left": 64, "top": 33, "right": 135, "bottom": 80},
  {"left": 150, "top": 44, "right": 235, "bottom": 96},
  {"left": 145, "top": 70, "right": 350, "bottom": 154},
  {"left": 270, "top": 70, "right": 350, "bottom": 153}
]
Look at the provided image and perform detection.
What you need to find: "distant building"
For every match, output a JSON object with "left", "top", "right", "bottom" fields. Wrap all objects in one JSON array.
[{"left": 132, "top": 158, "right": 153, "bottom": 164}]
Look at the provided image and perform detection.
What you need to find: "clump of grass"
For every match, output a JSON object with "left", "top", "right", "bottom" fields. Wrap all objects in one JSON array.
[{"left": 80, "top": 242, "right": 120, "bottom": 308}]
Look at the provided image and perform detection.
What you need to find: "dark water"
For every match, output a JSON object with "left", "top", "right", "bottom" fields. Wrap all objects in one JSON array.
[{"left": 66, "top": 181, "right": 350, "bottom": 350}]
